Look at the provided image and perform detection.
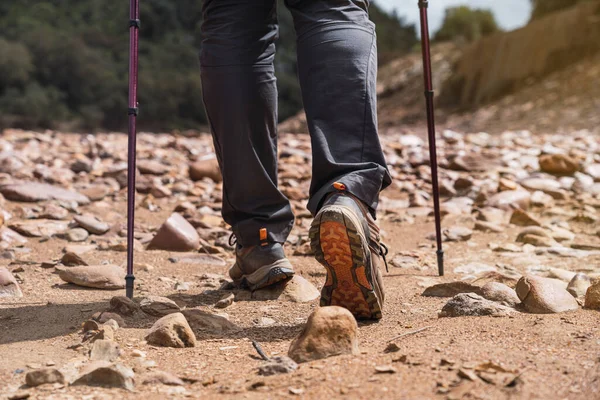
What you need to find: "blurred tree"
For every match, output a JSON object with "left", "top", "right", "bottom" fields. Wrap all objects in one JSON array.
[
  {"left": 0, "top": 0, "right": 415, "bottom": 131},
  {"left": 434, "top": 6, "right": 500, "bottom": 43}
]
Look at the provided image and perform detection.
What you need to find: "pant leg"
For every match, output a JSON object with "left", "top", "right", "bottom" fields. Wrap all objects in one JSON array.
[
  {"left": 200, "top": 0, "right": 294, "bottom": 247},
  {"left": 285, "top": 0, "right": 392, "bottom": 218}
]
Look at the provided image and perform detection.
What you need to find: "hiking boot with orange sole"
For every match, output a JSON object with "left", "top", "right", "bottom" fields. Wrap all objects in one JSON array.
[{"left": 309, "top": 189, "right": 387, "bottom": 320}]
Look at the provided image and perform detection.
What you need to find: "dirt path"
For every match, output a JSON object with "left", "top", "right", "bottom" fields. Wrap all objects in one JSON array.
[{"left": 1, "top": 129, "right": 599, "bottom": 399}]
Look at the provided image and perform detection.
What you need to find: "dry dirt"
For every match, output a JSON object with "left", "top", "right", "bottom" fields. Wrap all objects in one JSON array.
[{"left": 1, "top": 129, "right": 600, "bottom": 399}]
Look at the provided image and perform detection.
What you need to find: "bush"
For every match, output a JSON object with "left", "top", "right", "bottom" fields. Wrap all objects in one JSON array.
[{"left": 434, "top": 6, "right": 500, "bottom": 43}]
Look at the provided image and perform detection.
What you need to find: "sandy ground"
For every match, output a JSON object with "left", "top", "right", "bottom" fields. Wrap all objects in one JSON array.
[{"left": 1, "top": 197, "right": 599, "bottom": 399}]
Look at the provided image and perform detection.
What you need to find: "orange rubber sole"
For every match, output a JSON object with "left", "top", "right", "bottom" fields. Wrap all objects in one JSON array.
[{"left": 309, "top": 208, "right": 382, "bottom": 320}]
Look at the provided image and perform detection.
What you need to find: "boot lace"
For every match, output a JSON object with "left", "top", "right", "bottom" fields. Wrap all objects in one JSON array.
[
  {"left": 228, "top": 233, "right": 237, "bottom": 247},
  {"left": 379, "top": 242, "right": 389, "bottom": 273}
]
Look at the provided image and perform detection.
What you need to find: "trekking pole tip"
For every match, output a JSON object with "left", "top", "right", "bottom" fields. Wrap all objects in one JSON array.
[
  {"left": 436, "top": 249, "right": 444, "bottom": 276},
  {"left": 125, "top": 274, "right": 135, "bottom": 299}
]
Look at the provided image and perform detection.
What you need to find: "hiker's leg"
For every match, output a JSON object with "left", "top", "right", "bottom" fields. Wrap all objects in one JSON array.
[
  {"left": 200, "top": 0, "right": 294, "bottom": 247},
  {"left": 285, "top": 0, "right": 392, "bottom": 218}
]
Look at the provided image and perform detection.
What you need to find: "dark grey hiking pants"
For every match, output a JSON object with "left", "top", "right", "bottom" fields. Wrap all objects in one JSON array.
[{"left": 200, "top": 0, "right": 392, "bottom": 247}]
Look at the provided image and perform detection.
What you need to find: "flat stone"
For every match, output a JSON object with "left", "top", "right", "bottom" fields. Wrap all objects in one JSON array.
[
  {"left": 422, "top": 282, "right": 482, "bottom": 297},
  {"left": 486, "top": 191, "right": 531, "bottom": 211},
  {"left": 0, "top": 226, "right": 28, "bottom": 246},
  {"left": 438, "top": 293, "right": 514, "bottom": 317},
  {"left": 74, "top": 215, "right": 110, "bottom": 235},
  {"left": 182, "top": 308, "right": 240, "bottom": 333},
  {"left": 1, "top": 182, "right": 90, "bottom": 205},
  {"left": 516, "top": 275, "right": 579, "bottom": 313},
  {"left": 39, "top": 204, "right": 69, "bottom": 220},
  {"left": 60, "top": 252, "right": 88, "bottom": 266},
  {"left": 480, "top": 282, "right": 520, "bottom": 307},
  {"left": 0, "top": 267, "right": 22, "bottom": 298},
  {"left": 240, "top": 275, "right": 319, "bottom": 303},
  {"left": 9, "top": 220, "right": 69, "bottom": 237},
  {"left": 137, "top": 160, "right": 169, "bottom": 175},
  {"left": 145, "top": 313, "right": 196, "bottom": 348},
  {"left": 25, "top": 368, "right": 65, "bottom": 387},
  {"left": 142, "top": 371, "right": 185, "bottom": 386},
  {"left": 90, "top": 340, "right": 121, "bottom": 362},
  {"left": 63, "top": 244, "right": 97, "bottom": 255},
  {"left": 80, "top": 185, "right": 110, "bottom": 201},
  {"left": 257, "top": 356, "right": 298, "bottom": 376},
  {"left": 189, "top": 158, "right": 222, "bottom": 182},
  {"left": 72, "top": 361, "right": 134, "bottom": 390},
  {"left": 509, "top": 209, "right": 541, "bottom": 226},
  {"left": 443, "top": 226, "right": 472, "bottom": 242},
  {"left": 567, "top": 273, "right": 591, "bottom": 298},
  {"left": 539, "top": 154, "right": 579, "bottom": 176},
  {"left": 63, "top": 228, "right": 89, "bottom": 242},
  {"left": 474, "top": 221, "right": 504, "bottom": 233},
  {"left": 139, "top": 296, "right": 180, "bottom": 316},
  {"left": 288, "top": 306, "right": 359, "bottom": 363},
  {"left": 57, "top": 265, "right": 125, "bottom": 290},
  {"left": 147, "top": 213, "right": 200, "bottom": 252}
]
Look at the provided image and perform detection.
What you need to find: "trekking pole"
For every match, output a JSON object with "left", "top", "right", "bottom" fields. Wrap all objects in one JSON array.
[
  {"left": 126, "top": 0, "right": 141, "bottom": 298},
  {"left": 418, "top": 0, "right": 444, "bottom": 276}
]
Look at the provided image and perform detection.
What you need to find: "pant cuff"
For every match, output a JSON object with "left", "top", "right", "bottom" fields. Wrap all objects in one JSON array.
[{"left": 307, "top": 166, "right": 391, "bottom": 219}]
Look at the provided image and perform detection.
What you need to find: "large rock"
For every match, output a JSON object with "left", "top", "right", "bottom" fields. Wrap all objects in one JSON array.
[
  {"left": 584, "top": 280, "right": 600, "bottom": 309},
  {"left": 0, "top": 267, "right": 22, "bottom": 298},
  {"left": 288, "top": 306, "right": 359, "bottom": 363},
  {"left": 189, "top": 158, "right": 222, "bottom": 182},
  {"left": 139, "top": 296, "right": 180, "bottom": 316},
  {"left": 26, "top": 368, "right": 65, "bottom": 387},
  {"left": 1, "top": 182, "right": 90, "bottom": 205},
  {"left": 57, "top": 265, "right": 125, "bottom": 290},
  {"left": 486, "top": 191, "right": 530, "bottom": 211},
  {"left": 539, "top": 154, "right": 579, "bottom": 176},
  {"left": 516, "top": 276, "right": 579, "bottom": 313},
  {"left": 182, "top": 308, "right": 240, "bottom": 333},
  {"left": 145, "top": 312, "right": 196, "bottom": 348},
  {"left": 74, "top": 215, "right": 110, "bottom": 235},
  {"left": 72, "top": 361, "right": 134, "bottom": 390},
  {"left": 438, "top": 293, "right": 514, "bottom": 317},
  {"left": 9, "top": 220, "right": 69, "bottom": 237},
  {"left": 241, "top": 275, "right": 319, "bottom": 303},
  {"left": 480, "top": 282, "right": 520, "bottom": 307},
  {"left": 147, "top": 213, "right": 200, "bottom": 252}
]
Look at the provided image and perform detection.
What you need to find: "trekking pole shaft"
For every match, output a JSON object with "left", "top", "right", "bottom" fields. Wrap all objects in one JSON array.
[
  {"left": 418, "top": 0, "right": 444, "bottom": 276},
  {"left": 126, "top": 0, "right": 140, "bottom": 298}
]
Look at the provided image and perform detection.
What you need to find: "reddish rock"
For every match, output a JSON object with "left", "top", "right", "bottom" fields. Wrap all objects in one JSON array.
[
  {"left": 147, "top": 213, "right": 200, "bottom": 252},
  {"left": 189, "top": 158, "right": 222, "bottom": 182}
]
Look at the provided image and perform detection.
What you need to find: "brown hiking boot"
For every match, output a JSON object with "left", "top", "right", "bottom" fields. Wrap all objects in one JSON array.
[
  {"left": 228, "top": 238, "right": 295, "bottom": 291},
  {"left": 309, "top": 187, "right": 388, "bottom": 320}
]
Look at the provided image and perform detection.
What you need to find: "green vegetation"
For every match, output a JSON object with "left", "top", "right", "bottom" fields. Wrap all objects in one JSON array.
[
  {"left": 434, "top": 6, "right": 499, "bottom": 43},
  {"left": 0, "top": 1, "right": 416, "bottom": 132}
]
